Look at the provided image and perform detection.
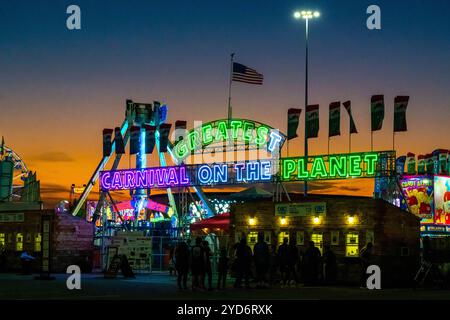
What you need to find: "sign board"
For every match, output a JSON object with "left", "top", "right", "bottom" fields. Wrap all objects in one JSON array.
[
  {"left": 0, "top": 212, "right": 24, "bottom": 223},
  {"left": 275, "top": 202, "right": 327, "bottom": 217},
  {"left": 108, "top": 231, "right": 152, "bottom": 273},
  {"left": 100, "top": 151, "right": 395, "bottom": 191}
]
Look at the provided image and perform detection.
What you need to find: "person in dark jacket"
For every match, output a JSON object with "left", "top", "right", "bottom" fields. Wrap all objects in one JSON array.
[
  {"left": 202, "top": 240, "right": 213, "bottom": 291},
  {"left": 190, "top": 237, "right": 205, "bottom": 290},
  {"left": 323, "top": 245, "right": 337, "bottom": 285},
  {"left": 234, "top": 238, "right": 252, "bottom": 289},
  {"left": 286, "top": 238, "right": 299, "bottom": 287},
  {"left": 303, "top": 241, "right": 321, "bottom": 286},
  {"left": 253, "top": 232, "right": 270, "bottom": 288},
  {"left": 277, "top": 238, "right": 289, "bottom": 287},
  {"left": 174, "top": 241, "right": 190, "bottom": 290},
  {"left": 217, "top": 248, "right": 229, "bottom": 290},
  {"left": 359, "top": 242, "right": 373, "bottom": 288},
  {"left": 268, "top": 242, "right": 278, "bottom": 286}
]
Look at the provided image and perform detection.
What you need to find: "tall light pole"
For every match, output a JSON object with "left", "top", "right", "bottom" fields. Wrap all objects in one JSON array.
[{"left": 294, "top": 10, "right": 320, "bottom": 197}]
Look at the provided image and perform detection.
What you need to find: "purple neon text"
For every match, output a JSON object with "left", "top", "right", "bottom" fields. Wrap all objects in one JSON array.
[{"left": 100, "top": 167, "right": 190, "bottom": 191}]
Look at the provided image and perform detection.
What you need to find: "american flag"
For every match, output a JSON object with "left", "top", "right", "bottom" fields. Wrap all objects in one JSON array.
[{"left": 232, "top": 62, "right": 264, "bottom": 85}]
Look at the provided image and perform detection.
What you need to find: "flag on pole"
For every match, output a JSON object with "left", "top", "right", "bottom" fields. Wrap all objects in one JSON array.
[
  {"left": 343, "top": 101, "right": 358, "bottom": 134},
  {"left": 144, "top": 125, "right": 156, "bottom": 154},
  {"left": 306, "top": 104, "right": 319, "bottom": 139},
  {"left": 232, "top": 62, "right": 263, "bottom": 85},
  {"left": 130, "top": 126, "right": 141, "bottom": 155},
  {"left": 394, "top": 96, "right": 409, "bottom": 132},
  {"left": 287, "top": 108, "right": 302, "bottom": 140},
  {"left": 175, "top": 120, "right": 187, "bottom": 142},
  {"left": 158, "top": 123, "right": 172, "bottom": 152},
  {"left": 114, "top": 127, "right": 125, "bottom": 154},
  {"left": 371, "top": 95, "right": 385, "bottom": 131},
  {"left": 102, "top": 129, "right": 114, "bottom": 157},
  {"left": 0, "top": 136, "right": 4, "bottom": 157},
  {"left": 328, "top": 102, "right": 341, "bottom": 137}
]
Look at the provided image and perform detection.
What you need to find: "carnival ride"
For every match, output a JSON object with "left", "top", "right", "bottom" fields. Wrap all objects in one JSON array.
[
  {"left": 71, "top": 100, "right": 225, "bottom": 233},
  {"left": 0, "top": 140, "right": 36, "bottom": 202}
]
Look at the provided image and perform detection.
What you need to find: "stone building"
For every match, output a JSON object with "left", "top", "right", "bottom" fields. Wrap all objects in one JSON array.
[{"left": 230, "top": 194, "right": 421, "bottom": 287}]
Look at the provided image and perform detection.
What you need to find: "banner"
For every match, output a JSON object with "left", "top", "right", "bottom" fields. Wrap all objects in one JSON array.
[
  {"left": 287, "top": 108, "right": 302, "bottom": 140},
  {"left": 395, "top": 156, "right": 407, "bottom": 175},
  {"left": 159, "top": 123, "right": 172, "bottom": 152},
  {"left": 129, "top": 126, "right": 141, "bottom": 155},
  {"left": 114, "top": 127, "right": 125, "bottom": 155},
  {"left": 102, "top": 129, "right": 114, "bottom": 157},
  {"left": 328, "top": 102, "right": 340, "bottom": 137},
  {"left": 305, "top": 104, "right": 319, "bottom": 139},
  {"left": 394, "top": 96, "right": 409, "bottom": 132},
  {"left": 343, "top": 101, "right": 358, "bottom": 134},
  {"left": 144, "top": 125, "right": 156, "bottom": 154},
  {"left": 371, "top": 95, "right": 384, "bottom": 131},
  {"left": 406, "top": 152, "right": 416, "bottom": 175},
  {"left": 175, "top": 120, "right": 187, "bottom": 142}
]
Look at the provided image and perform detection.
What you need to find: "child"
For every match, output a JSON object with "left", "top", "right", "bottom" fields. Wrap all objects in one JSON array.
[{"left": 217, "top": 248, "right": 229, "bottom": 290}]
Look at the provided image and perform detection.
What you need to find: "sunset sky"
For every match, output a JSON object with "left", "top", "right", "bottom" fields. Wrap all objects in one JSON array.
[{"left": 0, "top": 1, "right": 449, "bottom": 206}]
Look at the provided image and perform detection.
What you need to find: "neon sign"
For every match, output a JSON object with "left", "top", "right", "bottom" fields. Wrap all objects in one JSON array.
[
  {"left": 280, "top": 152, "right": 381, "bottom": 181},
  {"left": 171, "top": 119, "right": 286, "bottom": 161},
  {"left": 100, "top": 151, "right": 394, "bottom": 191}
]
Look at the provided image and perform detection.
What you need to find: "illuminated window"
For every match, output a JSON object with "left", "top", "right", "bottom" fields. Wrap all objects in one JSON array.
[
  {"left": 278, "top": 232, "right": 289, "bottom": 245},
  {"left": 311, "top": 233, "right": 323, "bottom": 254},
  {"left": 247, "top": 232, "right": 258, "bottom": 250},
  {"left": 346, "top": 232, "right": 359, "bottom": 257},
  {"left": 0, "top": 233, "right": 5, "bottom": 247},
  {"left": 16, "top": 233, "right": 23, "bottom": 251},
  {"left": 34, "top": 233, "right": 42, "bottom": 252}
]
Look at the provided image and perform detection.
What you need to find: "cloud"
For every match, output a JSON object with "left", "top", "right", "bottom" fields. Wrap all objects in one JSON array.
[
  {"left": 31, "top": 151, "right": 74, "bottom": 162},
  {"left": 40, "top": 183, "right": 69, "bottom": 194}
]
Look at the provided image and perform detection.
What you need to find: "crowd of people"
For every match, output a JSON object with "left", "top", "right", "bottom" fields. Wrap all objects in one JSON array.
[{"left": 170, "top": 232, "right": 374, "bottom": 290}]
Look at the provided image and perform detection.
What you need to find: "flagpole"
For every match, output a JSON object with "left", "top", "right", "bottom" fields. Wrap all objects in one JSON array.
[
  {"left": 327, "top": 137, "right": 330, "bottom": 155},
  {"left": 393, "top": 132, "right": 395, "bottom": 151},
  {"left": 349, "top": 133, "right": 352, "bottom": 153},
  {"left": 371, "top": 131, "right": 373, "bottom": 151},
  {"left": 227, "top": 53, "right": 235, "bottom": 120}
]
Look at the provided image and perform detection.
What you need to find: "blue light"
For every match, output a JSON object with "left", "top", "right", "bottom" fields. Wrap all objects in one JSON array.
[
  {"left": 198, "top": 165, "right": 213, "bottom": 184},
  {"left": 268, "top": 131, "right": 283, "bottom": 152}
]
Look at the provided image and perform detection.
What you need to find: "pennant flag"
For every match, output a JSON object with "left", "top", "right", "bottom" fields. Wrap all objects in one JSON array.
[
  {"left": 0, "top": 136, "right": 4, "bottom": 157},
  {"left": 114, "top": 127, "right": 125, "bottom": 155},
  {"left": 394, "top": 96, "right": 409, "bottom": 132},
  {"left": 343, "top": 101, "right": 358, "bottom": 134},
  {"left": 158, "top": 123, "right": 172, "bottom": 152},
  {"left": 287, "top": 108, "right": 302, "bottom": 140},
  {"left": 395, "top": 156, "right": 407, "bottom": 175},
  {"left": 406, "top": 152, "right": 416, "bottom": 175},
  {"left": 305, "top": 104, "right": 319, "bottom": 139},
  {"left": 328, "top": 102, "right": 341, "bottom": 137},
  {"left": 232, "top": 62, "right": 263, "bottom": 85},
  {"left": 371, "top": 95, "right": 385, "bottom": 131},
  {"left": 175, "top": 120, "right": 187, "bottom": 142},
  {"left": 102, "top": 129, "right": 114, "bottom": 158},
  {"left": 144, "top": 125, "right": 156, "bottom": 154},
  {"left": 130, "top": 126, "right": 141, "bottom": 155},
  {"left": 417, "top": 155, "right": 426, "bottom": 174}
]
